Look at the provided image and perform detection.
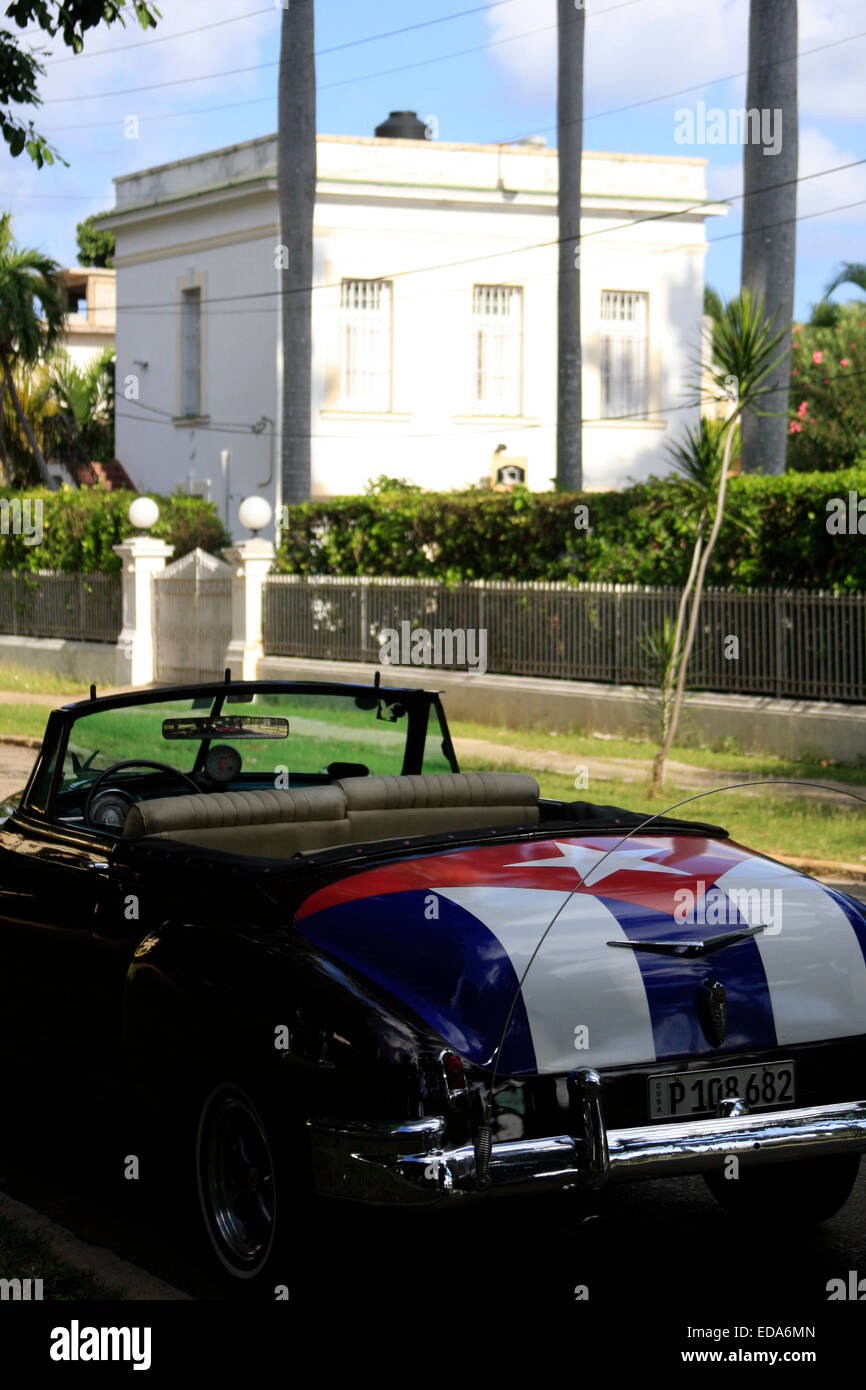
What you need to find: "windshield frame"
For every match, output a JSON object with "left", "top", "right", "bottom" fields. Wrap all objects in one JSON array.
[{"left": 21, "top": 679, "right": 456, "bottom": 825}]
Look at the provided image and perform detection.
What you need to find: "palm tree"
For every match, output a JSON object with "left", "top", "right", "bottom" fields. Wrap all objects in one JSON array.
[
  {"left": 277, "top": 0, "right": 316, "bottom": 507},
  {"left": 651, "top": 291, "right": 790, "bottom": 789},
  {"left": 48, "top": 346, "right": 115, "bottom": 463},
  {"left": 0, "top": 212, "right": 64, "bottom": 488},
  {"left": 556, "top": 0, "right": 585, "bottom": 489},
  {"left": 0, "top": 359, "right": 59, "bottom": 486},
  {"left": 824, "top": 261, "right": 866, "bottom": 298},
  {"left": 739, "top": 0, "right": 798, "bottom": 476}
]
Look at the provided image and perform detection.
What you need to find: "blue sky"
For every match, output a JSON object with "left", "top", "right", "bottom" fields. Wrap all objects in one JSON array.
[{"left": 2, "top": 0, "right": 864, "bottom": 318}]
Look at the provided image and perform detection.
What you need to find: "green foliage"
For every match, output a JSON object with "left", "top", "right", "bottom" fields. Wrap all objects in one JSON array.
[
  {"left": 787, "top": 303, "right": 866, "bottom": 472},
  {"left": 48, "top": 346, "right": 115, "bottom": 463},
  {"left": 0, "top": 211, "right": 64, "bottom": 365},
  {"left": 1, "top": 1, "right": 160, "bottom": 167},
  {"left": 75, "top": 214, "right": 114, "bottom": 269},
  {"left": 0, "top": 487, "right": 230, "bottom": 572},
  {"left": 276, "top": 465, "right": 866, "bottom": 592}
]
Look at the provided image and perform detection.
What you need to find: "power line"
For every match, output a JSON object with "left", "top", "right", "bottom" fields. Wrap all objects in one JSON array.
[
  {"left": 116, "top": 360, "right": 866, "bottom": 443},
  {"left": 104, "top": 158, "right": 866, "bottom": 317},
  {"left": 37, "top": 0, "right": 650, "bottom": 104},
  {"left": 43, "top": 6, "right": 276, "bottom": 65},
  {"left": 43, "top": 0, "right": 533, "bottom": 68},
  {"left": 34, "top": 17, "right": 866, "bottom": 169}
]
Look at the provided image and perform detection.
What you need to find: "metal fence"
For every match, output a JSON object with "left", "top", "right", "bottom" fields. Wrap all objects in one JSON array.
[
  {"left": 0, "top": 571, "right": 122, "bottom": 643},
  {"left": 262, "top": 575, "right": 866, "bottom": 703},
  {"left": 153, "top": 556, "right": 233, "bottom": 683}
]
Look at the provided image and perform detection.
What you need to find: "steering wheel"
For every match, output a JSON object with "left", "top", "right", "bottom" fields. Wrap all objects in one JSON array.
[{"left": 84, "top": 759, "right": 200, "bottom": 828}]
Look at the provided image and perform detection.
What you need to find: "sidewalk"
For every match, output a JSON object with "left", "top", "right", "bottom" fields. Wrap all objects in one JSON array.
[
  {"left": 0, "top": 1193, "right": 191, "bottom": 1301},
  {"left": 453, "top": 735, "right": 866, "bottom": 808}
]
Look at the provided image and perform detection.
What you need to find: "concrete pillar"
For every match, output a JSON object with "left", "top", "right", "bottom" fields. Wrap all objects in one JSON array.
[
  {"left": 112, "top": 535, "right": 175, "bottom": 687},
  {"left": 222, "top": 538, "right": 275, "bottom": 681}
]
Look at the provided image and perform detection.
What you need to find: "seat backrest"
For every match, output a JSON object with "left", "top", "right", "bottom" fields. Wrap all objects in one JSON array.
[
  {"left": 335, "top": 770, "right": 539, "bottom": 841},
  {"left": 120, "top": 772, "right": 539, "bottom": 856},
  {"left": 122, "top": 786, "right": 350, "bottom": 855}
]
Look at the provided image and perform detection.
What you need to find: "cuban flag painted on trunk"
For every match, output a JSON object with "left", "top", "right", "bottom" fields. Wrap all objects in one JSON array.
[{"left": 295, "top": 835, "right": 866, "bottom": 1075}]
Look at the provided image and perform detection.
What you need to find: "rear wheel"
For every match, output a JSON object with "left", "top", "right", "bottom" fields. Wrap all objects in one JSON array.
[
  {"left": 195, "top": 1079, "right": 312, "bottom": 1290},
  {"left": 704, "top": 1153, "right": 860, "bottom": 1224}
]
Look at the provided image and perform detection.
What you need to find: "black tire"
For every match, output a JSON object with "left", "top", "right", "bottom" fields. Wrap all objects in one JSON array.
[
  {"left": 704, "top": 1153, "right": 860, "bottom": 1224},
  {"left": 194, "top": 1079, "right": 312, "bottom": 1292}
]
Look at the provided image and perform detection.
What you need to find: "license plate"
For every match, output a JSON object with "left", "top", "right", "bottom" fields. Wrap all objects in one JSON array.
[{"left": 648, "top": 1061, "right": 796, "bottom": 1120}]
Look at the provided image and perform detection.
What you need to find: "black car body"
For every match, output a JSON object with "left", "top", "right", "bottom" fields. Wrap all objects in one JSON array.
[{"left": 2, "top": 677, "right": 866, "bottom": 1285}]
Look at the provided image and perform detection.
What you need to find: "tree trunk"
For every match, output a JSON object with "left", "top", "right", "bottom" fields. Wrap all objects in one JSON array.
[
  {"left": 0, "top": 351, "right": 55, "bottom": 489},
  {"left": 277, "top": 0, "right": 316, "bottom": 505},
  {"left": 740, "top": 0, "right": 797, "bottom": 475},
  {"left": 652, "top": 520, "right": 704, "bottom": 790},
  {"left": 653, "top": 411, "right": 739, "bottom": 788},
  {"left": 556, "top": 0, "right": 584, "bottom": 490}
]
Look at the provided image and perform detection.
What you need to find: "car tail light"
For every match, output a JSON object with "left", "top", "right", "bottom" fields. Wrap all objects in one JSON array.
[{"left": 440, "top": 1050, "right": 467, "bottom": 1099}]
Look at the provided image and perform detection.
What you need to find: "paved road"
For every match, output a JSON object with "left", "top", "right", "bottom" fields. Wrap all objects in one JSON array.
[{"left": 0, "top": 742, "right": 37, "bottom": 802}]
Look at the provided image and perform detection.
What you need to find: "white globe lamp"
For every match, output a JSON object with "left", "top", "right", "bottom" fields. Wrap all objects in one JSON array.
[
  {"left": 128, "top": 496, "right": 159, "bottom": 533},
  {"left": 238, "top": 495, "right": 273, "bottom": 537}
]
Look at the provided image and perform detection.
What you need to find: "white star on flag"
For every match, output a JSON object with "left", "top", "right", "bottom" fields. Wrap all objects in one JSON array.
[{"left": 504, "top": 841, "right": 691, "bottom": 887}]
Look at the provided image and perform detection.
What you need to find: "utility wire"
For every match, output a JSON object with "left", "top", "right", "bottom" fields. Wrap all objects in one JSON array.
[{"left": 103, "top": 159, "right": 866, "bottom": 317}]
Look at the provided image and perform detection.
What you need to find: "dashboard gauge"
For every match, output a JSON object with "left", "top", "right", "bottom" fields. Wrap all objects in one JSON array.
[
  {"left": 204, "top": 744, "right": 242, "bottom": 784},
  {"left": 89, "top": 789, "right": 134, "bottom": 830}
]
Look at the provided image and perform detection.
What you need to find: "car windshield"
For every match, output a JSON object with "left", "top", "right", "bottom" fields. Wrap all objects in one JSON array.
[{"left": 52, "top": 687, "right": 453, "bottom": 817}]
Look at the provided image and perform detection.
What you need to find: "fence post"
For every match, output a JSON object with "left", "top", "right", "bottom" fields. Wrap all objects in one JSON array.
[
  {"left": 112, "top": 535, "right": 174, "bottom": 686},
  {"left": 222, "top": 538, "right": 276, "bottom": 680}
]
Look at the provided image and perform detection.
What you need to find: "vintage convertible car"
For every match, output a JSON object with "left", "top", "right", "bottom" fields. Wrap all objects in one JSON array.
[{"left": 1, "top": 676, "right": 865, "bottom": 1287}]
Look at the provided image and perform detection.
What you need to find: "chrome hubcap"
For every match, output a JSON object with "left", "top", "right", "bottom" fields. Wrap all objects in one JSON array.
[{"left": 202, "top": 1092, "right": 275, "bottom": 1270}]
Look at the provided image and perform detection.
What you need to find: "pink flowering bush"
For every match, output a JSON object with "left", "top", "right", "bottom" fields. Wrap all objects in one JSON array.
[{"left": 788, "top": 303, "right": 866, "bottom": 471}]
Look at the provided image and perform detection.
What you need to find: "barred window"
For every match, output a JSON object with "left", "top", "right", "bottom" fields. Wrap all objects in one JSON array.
[
  {"left": 340, "top": 279, "right": 393, "bottom": 410},
  {"left": 600, "top": 290, "right": 649, "bottom": 420},
  {"left": 472, "top": 285, "right": 523, "bottom": 415}
]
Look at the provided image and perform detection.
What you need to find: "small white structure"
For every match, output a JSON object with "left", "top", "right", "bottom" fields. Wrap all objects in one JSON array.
[
  {"left": 57, "top": 268, "right": 116, "bottom": 371},
  {"left": 102, "top": 118, "right": 726, "bottom": 525}
]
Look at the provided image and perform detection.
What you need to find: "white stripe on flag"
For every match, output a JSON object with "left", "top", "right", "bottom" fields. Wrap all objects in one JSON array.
[
  {"left": 715, "top": 858, "right": 866, "bottom": 1044},
  {"left": 436, "top": 886, "right": 657, "bottom": 1072}
]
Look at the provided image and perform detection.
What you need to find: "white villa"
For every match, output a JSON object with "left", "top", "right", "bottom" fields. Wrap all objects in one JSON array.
[{"left": 102, "top": 114, "right": 726, "bottom": 530}]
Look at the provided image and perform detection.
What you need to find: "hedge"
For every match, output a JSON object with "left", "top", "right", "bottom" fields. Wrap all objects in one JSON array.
[
  {"left": 4, "top": 469, "right": 866, "bottom": 590},
  {"left": 278, "top": 466, "right": 866, "bottom": 592},
  {"left": 0, "top": 487, "right": 231, "bottom": 573}
]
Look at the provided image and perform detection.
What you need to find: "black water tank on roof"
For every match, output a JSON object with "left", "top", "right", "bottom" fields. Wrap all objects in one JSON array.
[{"left": 374, "top": 110, "right": 429, "bottom": 140}]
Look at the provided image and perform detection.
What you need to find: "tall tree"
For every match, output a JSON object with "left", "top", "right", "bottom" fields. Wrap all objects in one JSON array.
[
  {"left": 0, "top": 212, "right": 64, "bottom": 489},
  {"left": 75, "top": 214, "right": 115, "bottom": 269},
  {"left": 278, "top": 0, "right": 316, "bottom": 506},
  {"left": 1, "top": 1, "right": 159, "bottom": 167},
  {"left": 556, "top": 0, "right": 585, "bottom": 489},
  {"left": 739, "top": 0, "right": 798, "bottom": 475}
]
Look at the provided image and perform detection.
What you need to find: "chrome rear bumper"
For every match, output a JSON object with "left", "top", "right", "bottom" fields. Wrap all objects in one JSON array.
[{"left": 309, "top": 1071, "right": 866, "bottom": 1206}]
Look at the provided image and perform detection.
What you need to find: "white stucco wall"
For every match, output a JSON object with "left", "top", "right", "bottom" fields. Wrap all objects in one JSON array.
[{"left": 103, "top": 132, "right": 725, "bottom": 531}]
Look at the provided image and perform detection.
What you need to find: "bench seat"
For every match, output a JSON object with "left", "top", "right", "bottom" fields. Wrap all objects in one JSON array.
[{"left": 121, "top": 772, "right": 539, "bottom": 856}]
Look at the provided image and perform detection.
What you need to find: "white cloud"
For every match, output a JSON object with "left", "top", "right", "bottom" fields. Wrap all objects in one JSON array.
[{"left": 486, "top": 0, "right": 866, "bottom": 124}]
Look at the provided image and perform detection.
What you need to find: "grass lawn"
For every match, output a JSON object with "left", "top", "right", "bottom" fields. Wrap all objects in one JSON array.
[
  {"left": 2, "top": 696, "right": 863, "bottom": 867},
  {"left": 0, "top": 663, "right": 89, "bottom": 696},
  {"left": 0, "top": 1211, "right": 122, "bottom": 1300},
  {"left": 0, "top": 704, "right": 51, "bottom": 739},
  {"left": 459, "top": 758, "right": 866, "bottom": 867},
  {"left": 449, "top": 718, "right": 866, "bottom": 784}
]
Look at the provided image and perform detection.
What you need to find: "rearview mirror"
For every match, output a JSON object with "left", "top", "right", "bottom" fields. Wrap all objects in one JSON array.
[{"left": 162, "top": 716, "right": 289, "bottom": 740}]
